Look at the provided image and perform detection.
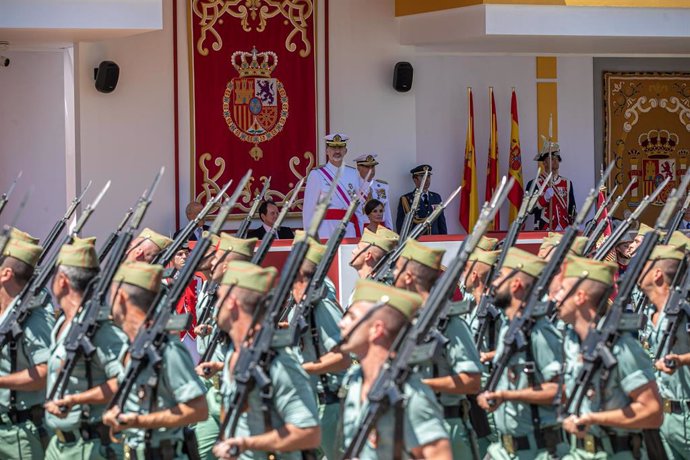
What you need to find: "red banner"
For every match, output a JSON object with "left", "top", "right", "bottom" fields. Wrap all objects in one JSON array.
[{"left": 189, "top": 1, "right": 318, "bottom": 217}]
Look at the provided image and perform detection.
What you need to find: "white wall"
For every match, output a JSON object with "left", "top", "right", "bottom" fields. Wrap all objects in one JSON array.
[
  {"left": 76, "top": 0, "right": 175, "bottom": 244},
  {"left": 0, "top": 50, "right": 67, "bottom": 240}
]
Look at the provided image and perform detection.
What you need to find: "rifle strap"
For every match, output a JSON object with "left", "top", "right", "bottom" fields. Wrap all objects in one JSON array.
[
  {"left": 144, "top": 364, "right": 161, "bottom": 453},
  {"left": 307, "top": 307, "right": 331, "bottom": 393},
  {"left": 81, "top": 356, "right": 94, "bottom": 422},
  {"left": 393, "top": 399, "right": 405, "bottom": 460},
  {"left": 8, "top": 340, "right": 17, "bottom": 413},
  {"left": 259, "top": 383, "right": 278, "bottom": 460},
  {"left": 525, "top": 335, "right": 543, "bottom": 439}
]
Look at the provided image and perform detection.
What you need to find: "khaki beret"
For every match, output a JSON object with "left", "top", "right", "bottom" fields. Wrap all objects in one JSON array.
[
  {"left": 113, "top": 262, "right": 163, "bottom": 293},
  {"left": 57, "top": 238, "right": 98, "bottom": 269},
  {"left": 502, "top": 247, "right": 547, "bottom": 279},
  {"left": 221, "top": 260, "right": 277, "bottom": 294},
  {"left": 400, "top": 239, "right": 444, "bottom": 270},
  {"left": 360, "top": 228, "right": 398, "bottom": 253},
  {"left": 563, "top": 255, "right": 617, "bottom": 286},
  {"left": 137, "top": 228, "right": 173, "bottom": 251},
  {"left": 218, "top": 233, "right": 256, "bottom": 257},
  {"left": 3, "top": 238, "right": 42, "bottom": 268},
  {"left": 351, "top": 279, "right": 423, "bottom": 320}
]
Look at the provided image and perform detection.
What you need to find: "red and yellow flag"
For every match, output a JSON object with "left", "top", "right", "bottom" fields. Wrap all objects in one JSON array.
[
  {"left": 486, "top": 88, "right": 500, "bottom": 230},
  {"left": 460, "top": 88, "right": 479, "bottom": 233},
  {"left": 508, "top": 88, "right": 525, "bottom": 224}
]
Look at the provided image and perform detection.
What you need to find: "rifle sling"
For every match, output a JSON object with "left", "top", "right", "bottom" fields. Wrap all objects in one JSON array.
[
  {"left": 393, "top": 401, "right": 405, "bottom": 460},
  {"left": 145, "top": 360, "right": 163, "bottom": 452},
  {"left": 9, "top": 339, "right": 17, "bottom": 413},
  {"left": 307, "top": 308, "right": 332, "bottom": 396},
  {"left": 524, "top": 333, "right": 543, "bottom": 442}
]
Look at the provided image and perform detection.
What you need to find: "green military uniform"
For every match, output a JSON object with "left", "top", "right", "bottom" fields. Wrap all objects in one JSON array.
[
  {"left": 194, "top": 233, "right": 255, "bottom": 460},
  {"left": 401, "top": 239, "right": 483, "bottom": 459},
  {"left": 112, "top": 262, "right": 207, "bottom": 459},
  {"left": 287, "top": 233, "right": 345, "bottom": 459},
  {"left": 487, "top": 248, "right": 568, "bottom": 460},
  {"left": 44, "top": 237, "right": 128, "bottom": 459},
  {"left": 560, "top": 254, "right": 655, "bottom": 459},
  {"left": 642, "top": 244, "right": 690, "bottom": 459},
  {"left": 563, "top": 329, "right": 655, "bottom": 459},
  {"left": 0, "top": 236, "right": 54, "bottom": 460},
  {"left": 218, "top": 260, "right": 319, "bottom": 459},
  {"left": 341, "top": 367, "right": 449, "bottom": 459},
  {"left": 340, "top": 279, "right": 449, "bottom": 459}
]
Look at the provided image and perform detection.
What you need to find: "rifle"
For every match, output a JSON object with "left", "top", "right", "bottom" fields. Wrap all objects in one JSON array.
[
  {"left": 399, "top": 168, "right": 428, "bottom": 241},
  {"left": 0, "top": 188, "right": 31, "bottom": 257},
  {"left": 47, "top": 171, "right": 164, "bottom": 403},
  {"left": 285, "top": 194, "right": 360, "bottom": 338},
  {"left": 582, "top": 183, "right": 618, "bottom": 238},
  {"left": 653, "top": 256, "right": 690, "bottom": 370},
  {"left": 342, "top": 179, "right": 511, "bottom": 460},
  {"left": 565, "top": 173, "right": 689, "bottom": 460},
  {"left": 369, "top": 185, "right": 462, "bottom": 282},
  {"left": 153, "top": 180, "right": 233, "bottom": 266},
  {"left": 37, "top": 181, "right": 92, "bottom": 267},
  {"left": 0, "top": 171, "right": 21, "bottom": 218},
  {"left": 98, "top": 207, "right": 133, "bottom": 263},
  {"left": 236, "top": 177, "right": 271, "bottom": 239},
  {"left": 251, "top": 177, "right": 304, "bottom": 266},
  {"left": 666, "top": 191, "right": 690, "bottom": 238},
  {"left": 483, "top": 163, "right": 614, "bottom": 399},
  {"left": 593, "top": 176, "right": 669, "bottom": 261},
  {"left": 473, "top": 171, "right": 551, "bottom": 350},
  {"left": 218, "top": 170, "right": 338, "bottom": 457},
  {"left": 107, "top": 170, "right": 251, "bottom": 414},
  {"left": 582, "top": 177, "right": 637, "bottom": 256}
]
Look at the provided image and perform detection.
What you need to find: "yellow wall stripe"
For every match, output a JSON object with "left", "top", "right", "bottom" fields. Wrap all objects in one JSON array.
[
  {"left": 536, "top": 57, "right": 557, "bottom": 79},
  {"left": 537, "top": 82, "right": 558, "bottom": 145},
  {"left": 396, "top": 0, "right": 689, "bottom": 16}
]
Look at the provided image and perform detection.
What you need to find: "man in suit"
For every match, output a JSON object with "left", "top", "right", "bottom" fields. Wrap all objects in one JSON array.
[
  {"left": 174, "top": 201, "right": 209, "bottom": 241},
  {"left": 247, "top": 200, "right": 295, "bottom": 239},
  {"left": 396, "top": 164, "right": 448, "bottom": 235}
]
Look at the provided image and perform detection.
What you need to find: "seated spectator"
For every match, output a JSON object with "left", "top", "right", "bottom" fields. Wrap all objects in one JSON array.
[{"left": 247, "top": 200, "right": 295, "bottom": 239}]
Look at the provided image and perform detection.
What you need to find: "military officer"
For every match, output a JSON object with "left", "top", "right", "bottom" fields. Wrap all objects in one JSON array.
[
  {"left": 102, "top": 262, "right": 208, "bottom": 459},
  {"left": 555, "top": 255, "right": 663, "bottom": 459},
  {"left": 396, "top": 164, "right": 448, "bottom": 235},
  {"left": 0, "top": 234, "right": 54, "bottom": 459},
  {"left": 44, "top": 237, "right": 128, "bottom": 460},
  {"left": 526, "top": 140, "right": 577, "bottom": 231},
  {"left": 393, "top": 239, "right": 483, "bottom": 459},
  {"left": 303, "top": 133, "right": 361, "bottom": 239},
  {"left": 194, "top": 233, "right": 256, "bottom": 460},
  {"left": 288, "top": 235, "right": 350, "bottom": 459},
  {"left": 477, "top": 248, "right": 568, "bottom": 459},
  {"left": 125, "top": 227, "right": 173, "bottom": 263},
  {"left": 338, "top": 279, "right": 451, "bottom": 459},
  {"left": 637, "top": 244, "right": 690, "bottom": 458},
  {"left": 352, "top": 153, "right": 393, "bottom": 230},
  {"left": 213, "top": 261, "right": 321, "bottom": 459}
]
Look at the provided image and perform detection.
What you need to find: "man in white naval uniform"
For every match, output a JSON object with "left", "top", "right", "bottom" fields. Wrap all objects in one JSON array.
[
  {"left": 353, "top": 153, "right": 394, "bottom": 231},
  {"left": 303, "top": 133, "right": 361, "bottom": 239}
]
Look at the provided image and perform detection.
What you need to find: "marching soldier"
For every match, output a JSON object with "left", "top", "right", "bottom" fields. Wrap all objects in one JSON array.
[
  {"left": 352, "top": 154, "right": 393, "bottom": 230},
  {"left": 477, "top": 248, "right": 568, "bottom": 459},
  {"left": 349, "top": 227, "right": 399, "bottom": 280},
  {"left": 303, "top": 133, "right": 361, "bottom": 239},
  {"left": 213, "top": 261, "right": 321, "bottom": 459},
  {"left": 125, "top": 228, "right": 173, "bottom": 263},
  {"left": 555, "top": 255, "right": 663, "bottom": 459},
  {"left": 288, "top": 235, "right": 351, "bottom": 459},
  {"left": 526, "top": 141, "right": 577, "bottom": 231},
  {"left": 0, "top": 233, "right": 54, "bottom": 459},
  {"left": 339, "top": 279, "right": 451, "bottom": 458},
  {"left": 194, "top": 233, "right": 256, "bottom": 460},
  {"left": 394, "top": 239, "right": 483, "bottom": 459},
  {"left": 637, "top": 244, "right": 690, "bottom": 458},
  {"left": 44, "top": 237, "right": 128, "bottom": 459},
  {"left": 396, "top": 165, "right": 448, "bottom": 235},
  {"left": 102, "top": 262, "right": 208, "bottom": 459}
]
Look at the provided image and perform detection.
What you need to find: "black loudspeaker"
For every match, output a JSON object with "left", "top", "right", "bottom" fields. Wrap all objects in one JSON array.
[
  {"left": 94, "top": 61, "right": 120, "bottom": 93},
  {"left": 393, "top": 61, "right": 413, "bottom": 92}
]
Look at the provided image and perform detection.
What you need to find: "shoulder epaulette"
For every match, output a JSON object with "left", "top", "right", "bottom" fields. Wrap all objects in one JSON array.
[
  {"left": 532, "top": 301, "right": 550, "bottom": 317},
  {"left": 345, "top": 165, "right": 356, "bottom": 170},
  {"left": 165, "top": 314, "right": 191, "bottom": 332},
  {"left": 376, "top": 179, "right": 388, "bottom": 185},
  {"left": 446, "top": 299, "right": 473, "bottom": 316},
  {"left": 618, "top": 312, "right": 644, "bottom": 331}
]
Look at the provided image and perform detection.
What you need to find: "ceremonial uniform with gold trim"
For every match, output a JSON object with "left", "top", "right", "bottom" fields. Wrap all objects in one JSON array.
[{"left": 396, "top": 190, "right": 447, "bottom": 235}]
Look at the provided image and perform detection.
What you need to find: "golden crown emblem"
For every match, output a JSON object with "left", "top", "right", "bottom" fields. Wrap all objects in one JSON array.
[
  {"left": 638, "top": 129, "right": 679, "bottom": 157},
  {"left": 231, "top": 47, "right": 278, "bottom": 78}
]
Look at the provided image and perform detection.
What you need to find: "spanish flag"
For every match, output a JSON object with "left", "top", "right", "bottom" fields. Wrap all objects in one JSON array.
[
  {"left": 486, "top": 87, "right": 500, "bottom": 230},
  {"left": 460, "top": 88, "right": 479, "bottom": 233},
  {"left": 508, "top": 88, "right": 524, "bottom": 224}
]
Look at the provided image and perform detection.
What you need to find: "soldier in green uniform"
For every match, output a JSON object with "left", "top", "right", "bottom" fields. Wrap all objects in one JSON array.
[
  {"left": 393, "top": 239, "right": 483, "bottom": 459},
  {"left": 637, "top": 244, "right": 690, "bottom": 458},
  {"left": 554, "top": 254, "right": 663, "bottom": 459},
  {"left": 194, "top": 233, "right": 255, "bottom": 460},
  {"left": 287, "top": 234, "right": 350, "bottom": 460},
  {"left": 102, "top": 262, "right": 208, "bottom": 459},
  {"left": 477, "top": 248, "right": 568, "bottom": 460},
  {"left": 338, "top": 279, "right": 451, "bottom": 459},
  {"left": 43, "top": 237, "right": 128, "bottom": 459},
  {"left": 213, "top": 261, "right": 321, "bottom": 459},
  {"left": 349, "top": 227, "right": 398, "bottom": 280},
  {"left": 0, "top": 234, "right": 54, "bottom": 459},
  {"left": 124, "top": 227, "right": 173, "bottom": 263}
]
